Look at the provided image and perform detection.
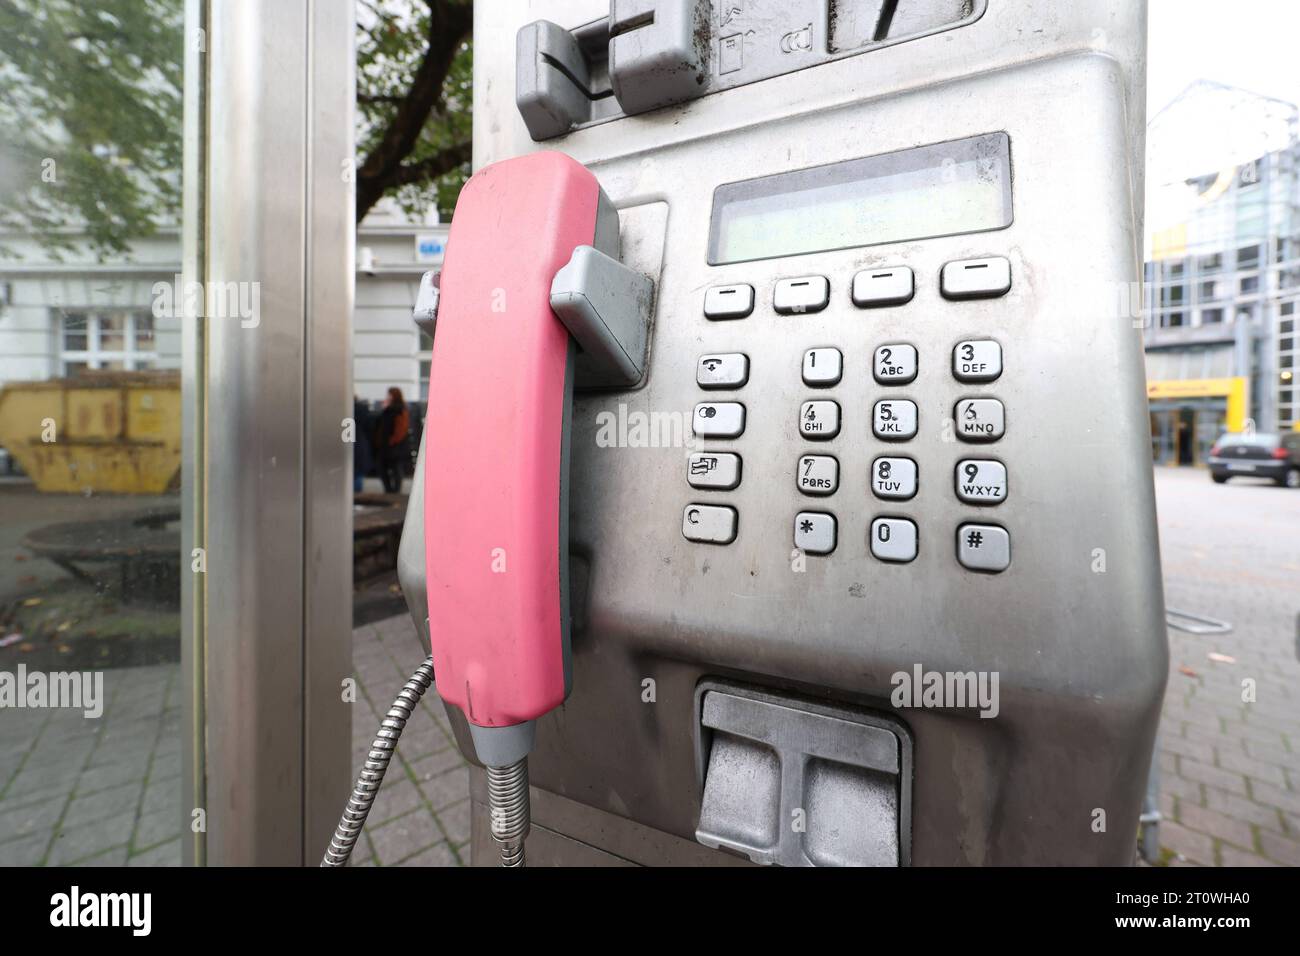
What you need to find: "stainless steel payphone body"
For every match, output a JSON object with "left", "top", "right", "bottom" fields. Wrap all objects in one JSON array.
[{"left": 402, "top": 0, "right": 1165, "bottom": 865}]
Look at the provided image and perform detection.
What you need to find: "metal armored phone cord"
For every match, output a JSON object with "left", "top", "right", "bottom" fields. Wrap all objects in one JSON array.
[
  {"left": 321, "top": 655, "right": 530, "bottom": 867},
  {"left": 321, "top": 657, "right": 434, "bottom": 867}
]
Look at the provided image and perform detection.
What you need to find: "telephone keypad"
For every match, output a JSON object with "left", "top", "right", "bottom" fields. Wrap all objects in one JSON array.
[
  {"left": 872, "top": 399, "right": 918, "bottom": 440},
  {"left": 689, "top": 265, "right": 1015, "bottom": 569},
  {"left": 795, "top": 511, "right": 836, "bottom": 555},
  {"left": 800, "top": 400, "right": 841, "bottom": 439},
  {"left": 694, "top": 401, "right": 746, "bottom": 438},
  {"left": 688, "top": 452, "right": 742, "bottom": 490},
  {"left": 797, "top": 455, "right": 839, "bottom": 496}
]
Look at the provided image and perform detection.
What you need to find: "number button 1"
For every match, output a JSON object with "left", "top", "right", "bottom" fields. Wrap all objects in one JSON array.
[
  {"left": 802, "top": 348, "right": 842, "bottom": 386},
  {"left": 874, "top": 344, "right": 917, "bottom": 385}
]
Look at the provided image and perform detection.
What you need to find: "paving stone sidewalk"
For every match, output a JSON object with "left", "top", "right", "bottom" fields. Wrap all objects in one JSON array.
[
  {"left": 349, "top": 613, "right": 470, "bottom": 867},
  {"left": 1151, "top": 467, "right": 1300, "bottom": 866}
]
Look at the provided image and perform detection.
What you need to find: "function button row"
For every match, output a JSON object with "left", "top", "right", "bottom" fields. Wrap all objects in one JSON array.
[
  {"left": 702, "top": 257, "right": 1011, "bottom": 319},
  {"left": 687, "top": 452, "right": 741, "bottom": 490},
  {"left": 697, "top": 352, "right": 749, "bottom": 389},
  {"left": 693, "top": 401, "right": 745, "bottom": 438},
  {"left": 682, "top": 504, "right": 737, "bottom": 544}
]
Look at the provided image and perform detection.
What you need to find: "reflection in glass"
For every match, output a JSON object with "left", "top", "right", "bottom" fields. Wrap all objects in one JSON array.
[{"left": 0, "top": 0, "right": 185, "bottom": 867}]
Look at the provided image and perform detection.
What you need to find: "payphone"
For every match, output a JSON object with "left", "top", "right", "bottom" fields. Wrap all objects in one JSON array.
[{"left": 331, "top": 0, "right": 1167, "bottom": 866}]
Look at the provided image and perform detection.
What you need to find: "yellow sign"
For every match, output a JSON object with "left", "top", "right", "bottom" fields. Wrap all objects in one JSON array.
[{"left": 1146, "top": 377, "right": 1248, "bottom": 432}]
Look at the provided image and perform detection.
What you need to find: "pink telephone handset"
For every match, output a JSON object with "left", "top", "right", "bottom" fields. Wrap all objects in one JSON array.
[{"left": 422, "top": 151, "right": 649, "bottom": 865}]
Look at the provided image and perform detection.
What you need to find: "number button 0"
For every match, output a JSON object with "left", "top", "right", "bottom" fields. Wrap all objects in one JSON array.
[
  {"left": 871, "top": 457, "right": 917, "bottom": 500},
  {"left": 870, "top": 517, "right": 918, "bottom": 563},
  {"left": 874, "top": 344, "right": 917, "bottom": 385}
]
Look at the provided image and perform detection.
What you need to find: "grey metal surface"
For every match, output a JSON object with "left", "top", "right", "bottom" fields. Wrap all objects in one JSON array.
[
  {"left": 460, "top": 0, "right": 1163, "bottom": 865},
  {"left": 694, "top": 683, "right": 911, "bottom": 866},
  {"left": 398, "top": 430, "right": 432, "bottom": 656},
  {"left": 179, "top": 0, "right": 208, "bottom": 868},
  {"left": 517, "top": 19, "right": 595, "bottom": 141},
  {"left": 198, "top": 0, "right": 353, "bottom": 865},
  {"left": 608, "top": 0, "right": 709, "bottom": 115},
  {"left": 518, "top": 0, "right": 987, "bottom": 139}
]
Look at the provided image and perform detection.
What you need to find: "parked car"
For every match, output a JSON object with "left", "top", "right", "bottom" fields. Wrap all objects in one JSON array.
[{"left": 1207, "top": 432, "right": 1300, "bottom": 487}]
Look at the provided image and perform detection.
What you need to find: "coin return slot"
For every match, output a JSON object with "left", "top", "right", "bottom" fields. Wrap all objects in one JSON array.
[{"left": 694, "top": 683, "right": 912, "bottom": 866}]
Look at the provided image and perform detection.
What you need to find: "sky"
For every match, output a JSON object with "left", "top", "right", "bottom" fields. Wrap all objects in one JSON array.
[{"left": 1148, "top": 0, "right": 1300, "bottom": 116}]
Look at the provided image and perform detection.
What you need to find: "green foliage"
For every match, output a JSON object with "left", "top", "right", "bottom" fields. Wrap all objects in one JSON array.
[
  {"left": 0, "top": 0, "right": 473, "bottom": 258},
  {"left": 356, "top": 0, "right": 472, "bottom": 221},
  {"left": 0, "top": 0, "right": 184, "bottom": 259}
]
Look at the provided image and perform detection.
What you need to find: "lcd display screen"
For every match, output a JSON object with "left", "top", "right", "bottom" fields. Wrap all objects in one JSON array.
[{"left": 707, "top": 132, "right": 1013, "bottom": 264}]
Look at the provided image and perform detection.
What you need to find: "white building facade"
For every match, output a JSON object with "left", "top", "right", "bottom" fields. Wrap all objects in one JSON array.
[{"left": 0, "top": 200, "right": 445, "bottom": 408}]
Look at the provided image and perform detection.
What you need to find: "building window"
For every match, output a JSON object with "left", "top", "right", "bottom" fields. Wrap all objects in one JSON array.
[
  {"left": 1199, "top": 280, "right": 1220, "bottom": 300},
  {"left": 1197, "top": 252, "right": 1222, "bottom": 273},
  {"left": 1161, "top": 311, "right": 1185, "bottom": 328},
  {"left": 1162, "top": 260, "right": 1186, "bottom": 280},
  {"left": 1201, "top": 308, "right": 1224, "bottom": 325},
  {"left": 58, "top": 309, "right": 157, "bottom": 373},
  {"left": 1160, "top": 285, "right": 1185, "bottom": 307},
  {"left": 1236, "top": 244, "right": 1261, "bottom": 270}
]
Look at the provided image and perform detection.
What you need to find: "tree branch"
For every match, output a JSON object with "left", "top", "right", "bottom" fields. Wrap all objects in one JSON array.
[
  {"left": 393, "top": 140, "right": 471, "bottom": 187},
  {"left": 355, "top": 0, "right": 471, "bottom": 220}
]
